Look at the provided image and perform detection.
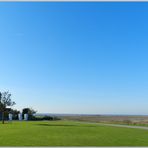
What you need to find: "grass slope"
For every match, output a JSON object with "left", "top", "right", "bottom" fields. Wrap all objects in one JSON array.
[{"left": 0, "top": 120, "right": 148, "bottom": 146}]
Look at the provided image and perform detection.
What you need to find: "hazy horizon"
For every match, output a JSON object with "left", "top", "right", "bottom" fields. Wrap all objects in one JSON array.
[{"left": 36, "top": 113, "right": 148, "bottom": 116}]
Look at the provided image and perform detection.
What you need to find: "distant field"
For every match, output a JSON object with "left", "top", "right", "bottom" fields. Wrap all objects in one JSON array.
[
  {"left": 1, "top": 120, "right": 148, "bottom": 146},
  {"left": 61, "top": 115, "right": 148, "bottom": 126}
]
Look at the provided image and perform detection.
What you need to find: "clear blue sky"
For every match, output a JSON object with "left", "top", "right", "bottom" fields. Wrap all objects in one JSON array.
[{"left": 0, "top": 2, "right": 148, "bottom": 115}]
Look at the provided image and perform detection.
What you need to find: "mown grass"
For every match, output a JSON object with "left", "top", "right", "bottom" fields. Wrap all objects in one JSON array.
[{"left": 0, "top": 120, "right": 148, "bottom": 146}]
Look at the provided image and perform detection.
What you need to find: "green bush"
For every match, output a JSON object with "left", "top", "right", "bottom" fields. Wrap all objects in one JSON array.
[{"left": 31, "top": 116, "right": 61, "bottom": 121}]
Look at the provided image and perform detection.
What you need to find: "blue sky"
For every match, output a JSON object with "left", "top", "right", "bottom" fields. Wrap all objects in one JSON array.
[{"left": 0, "top": 2, "right": 148, "bottom": 114}]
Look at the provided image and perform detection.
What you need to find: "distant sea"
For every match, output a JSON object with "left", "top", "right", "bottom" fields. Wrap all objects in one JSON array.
[
  {"left": 35, "top": 113, "right": 148, "bottom": 117},
  {"left": 35, "top": 113, "right": 99, "bottom": 117}
]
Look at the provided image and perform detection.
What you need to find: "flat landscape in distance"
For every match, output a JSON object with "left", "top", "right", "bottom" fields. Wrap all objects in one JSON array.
[
  {"left": 61, "top": 114, "right": 148, "bottom": 126},
  {"left": 1, "top": 120, "right": 148, "bottom": 146}
]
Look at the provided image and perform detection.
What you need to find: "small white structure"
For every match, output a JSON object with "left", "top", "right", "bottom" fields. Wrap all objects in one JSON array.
[
  {"left": 8, "top": 113, "right": 13, "bottom": 121},
  {"left": 24, "top": 114, "right": 28, "bottom": 121},
  {"left": 18, "top": 113, "right": 22, "bottom": 121}
]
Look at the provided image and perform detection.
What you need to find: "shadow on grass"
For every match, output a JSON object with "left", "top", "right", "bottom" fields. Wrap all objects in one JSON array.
[
  {"left": 35, "top": 123, "right": 97, "bottom": 127},
  {"left": 36, "top": 124, "right": 77, "bottom": 127}
]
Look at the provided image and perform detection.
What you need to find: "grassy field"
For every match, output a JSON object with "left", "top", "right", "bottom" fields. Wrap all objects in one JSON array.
[{"left": 0, "top": 120, "right": 148, "bottom": 146}]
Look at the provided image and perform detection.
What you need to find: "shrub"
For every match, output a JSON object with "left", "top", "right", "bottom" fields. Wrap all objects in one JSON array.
[{"left": 31, "top": 116, "right": 61, "bottom": 121}]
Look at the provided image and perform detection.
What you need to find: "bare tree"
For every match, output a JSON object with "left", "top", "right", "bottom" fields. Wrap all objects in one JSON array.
[{"left": 0, "top": 91, "right": 15, "bottom": 124}]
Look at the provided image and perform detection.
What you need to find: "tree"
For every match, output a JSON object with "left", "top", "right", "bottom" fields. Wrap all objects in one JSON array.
[
  {"left": 10, "top": 109, "right": 20, "bottom": 120},
  {"left": 22, "top": 108, "right": 37, "bottom": 120},
  {"left": 0, "top": 91, "right": 15, "bottom": 124}
]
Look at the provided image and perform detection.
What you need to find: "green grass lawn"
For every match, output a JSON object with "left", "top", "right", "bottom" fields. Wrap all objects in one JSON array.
[{"left": 0, "top": 120, "right": 148, "bottom": 146}]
